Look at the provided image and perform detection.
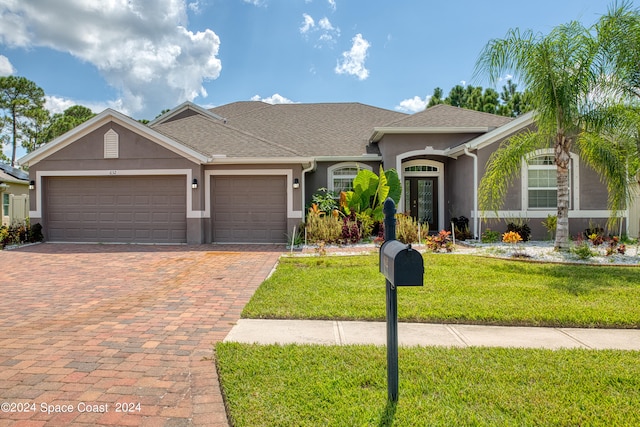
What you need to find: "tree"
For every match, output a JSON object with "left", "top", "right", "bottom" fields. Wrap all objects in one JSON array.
[
  {"left": 474, "top": 4, "right": 640, "bottom": 250},
  {"left": 0, "top": 76, "right": 46, "bottom": 166},
  {"left": 427, "top": 83, "right": 531, "bottom": 117},
  {"left": 43, "top": 105, "right": 95, "bottom": 144}
]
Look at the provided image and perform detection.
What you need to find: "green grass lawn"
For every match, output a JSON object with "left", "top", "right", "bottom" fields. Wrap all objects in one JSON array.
[
  {"left": 242, "top": 253, "right": 640, "bottom": 328},
  {"left": 216, "top": 343, "right": 640, "bottom": 427},
  {"left": 219, "top": 254, "right": 640, "bottom": 426}
]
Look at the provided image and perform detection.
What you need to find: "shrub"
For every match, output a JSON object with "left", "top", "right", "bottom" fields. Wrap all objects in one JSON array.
[
  {"left": 506, "top": 219, "right": 531, "bottom": 242},
  {"left": 572, "top": 242, "right": 595, "bottom": 260},
  {"left": 541, "top": 215, "right": 557, "bottom": 240},
  {"left": 305, "top": 214, "right": 342, "bottom": 244},
  {"left": 341, "top": 215, "right": 362, "bottom": 244},
  {"left": 355, "top": 212, "right": 375, "bottom": 239},
  {"left": 481, "top": 228, "right": 500, "bottom": 243},
  {"left": 310, "top": 188, "right": 339, "bottom": 214},
  {"left": 394, "top": 214, "right": 429, "bottom": 244},
  {"left": 426, "top": 230, "right": 453, "bottom": 252},
  {"left": 451, "top": 216, "right": 472, "bottom": 240},
  {"left": 0, "top": 222, "right": 43, "bottom": 249},
  {"left": 502, "top": 231, "right": 523, "bottom": 244}
]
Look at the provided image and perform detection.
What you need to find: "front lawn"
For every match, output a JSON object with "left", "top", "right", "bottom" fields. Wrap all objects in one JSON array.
[
  {"left": 242, "top": 254, "right": 640, "bottom": 328},
  {"left": 216, "top": 343, "right": 640, "bottom": 426}
]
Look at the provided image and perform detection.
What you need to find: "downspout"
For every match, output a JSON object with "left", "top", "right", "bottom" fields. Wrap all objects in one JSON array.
[
  {"left": 463, "top": 146, "right": 479, "bottom": 240},
  {"left": 301, "top": 160, "right": 317, "bottom": 221}
]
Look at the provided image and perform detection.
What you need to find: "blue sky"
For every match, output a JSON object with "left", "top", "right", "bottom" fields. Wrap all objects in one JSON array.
[{"left": 0, "top": 0, "right": 634, "bottom": 159}]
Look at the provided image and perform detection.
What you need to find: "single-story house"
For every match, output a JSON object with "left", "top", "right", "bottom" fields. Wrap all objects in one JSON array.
[
  {"left": 0, "top": 163, "right": 30, "bottom": 227},
  {"left": 18, "top": 101, "right": 638, "bottom": 244}
]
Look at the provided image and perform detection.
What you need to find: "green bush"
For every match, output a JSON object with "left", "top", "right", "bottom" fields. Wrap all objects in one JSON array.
[
  {"left": 395, "top": 214, "right": 428, "bottom": 244},
  {"left": 0, "top": 222, "right": 44, "bottom": 249},
  {"left": 572, "top": 242, "right": 595, "bottom": 260},
  {"left": 481, "top": 228, "right": 500, "bottom": 243},
  {"left": 305, "top": 214, "right": 342, "bottom": 244}
]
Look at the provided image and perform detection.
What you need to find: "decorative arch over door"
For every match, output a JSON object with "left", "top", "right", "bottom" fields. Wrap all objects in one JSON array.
[{"left": 401, "top": 159, "right": 445, "bottom": 232}]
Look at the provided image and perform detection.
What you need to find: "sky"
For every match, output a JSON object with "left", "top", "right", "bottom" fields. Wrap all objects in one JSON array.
[{"left": 0, "top": 0, "right": 636, "bottom": 160}]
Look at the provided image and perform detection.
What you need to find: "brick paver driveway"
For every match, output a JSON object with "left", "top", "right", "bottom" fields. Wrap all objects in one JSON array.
[{"left": 0, "top": 243, "right": 282, "bottom": 426}]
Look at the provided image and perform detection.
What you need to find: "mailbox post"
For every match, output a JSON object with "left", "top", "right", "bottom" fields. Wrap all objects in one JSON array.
[{"left": 379, "top": 197, "right": 424, "bottom": 402}]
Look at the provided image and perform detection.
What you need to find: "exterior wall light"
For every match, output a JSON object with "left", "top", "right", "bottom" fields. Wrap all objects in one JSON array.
[
  {"left": 192, "top": 178, "right": 198, "bottom": 189},
  {"left": 29, "top": 180, "right": 35, "bottom": 190},
  {"left": 293, "top": 178, "right": 300, "bottom": 189}
]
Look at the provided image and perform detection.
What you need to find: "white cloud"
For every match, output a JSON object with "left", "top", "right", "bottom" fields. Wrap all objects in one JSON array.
[
  {"left": 0, "top": 55, "right": 15, "bottom": 75},
  {"left": 335, "top": 33, "right": 370, "bottom": 80},
  {"left": 328, "top": 0, "right": 336, "bottom": 11},
  {"left": 243, "top": 0, "right": 266, "bottom": 6},
  {"left": 0, "top": 0, "right": 222, "bottom": 118},
  {"left": 300, "top": 14, "right": 339, "bottom": 47},
  {"left": 395, "top": 96, "right": 430, "bottom": 113},
  {"left": 251, "top": 93, "right": 296, "bottom": 104},
  {"left": 188, "top": 0, "right": 203, "bottom": 14},
  {"left": 300, "top": 13, "right": 315, "bottom": 34}
]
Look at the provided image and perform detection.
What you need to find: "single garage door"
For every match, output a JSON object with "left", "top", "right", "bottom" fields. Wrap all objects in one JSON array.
[
  {"left": 212, "top": 175, "right": 287, "bottom": 243},
  {"left": 45, "top": 176, "right": 187, "bottom": 243}
]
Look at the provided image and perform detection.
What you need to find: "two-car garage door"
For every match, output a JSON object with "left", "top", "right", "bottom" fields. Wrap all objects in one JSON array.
[{"left": 45, "top": 176, "right": 187, "bottom": 244}]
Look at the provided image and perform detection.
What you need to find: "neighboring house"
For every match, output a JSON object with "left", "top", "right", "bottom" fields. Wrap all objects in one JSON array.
[
  {"left": 18, "top": 101, "right": 628, "bottom": 244},
  {"left": 0, "top": 163, "right": 30, "bottom": 227}
]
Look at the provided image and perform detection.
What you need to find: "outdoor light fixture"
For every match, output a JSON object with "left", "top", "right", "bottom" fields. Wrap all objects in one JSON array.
[
  {"left": 293, "top": 178, "right": 300, "bottom": 189},
  {"left": 192, "top": 178, "right": 198, "bottom": 189},
  {"left": 29, "top": 180, "right": 35, "bottom": 190}
]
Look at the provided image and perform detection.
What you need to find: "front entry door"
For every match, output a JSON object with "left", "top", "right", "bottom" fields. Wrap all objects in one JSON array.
[{"left": 405, "top": 177, "right": 438, "bottom": 232}]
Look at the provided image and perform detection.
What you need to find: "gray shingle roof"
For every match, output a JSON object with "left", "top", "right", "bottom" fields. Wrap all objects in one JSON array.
[
  {"left": 208, "top": 102, "right": 406, "bottom": 157},
  {"left": 385, "top": 104, "right": 513, "bottom": 128},
  {"left": 152, "top": 113, "right": 303, "bottom": 158}
]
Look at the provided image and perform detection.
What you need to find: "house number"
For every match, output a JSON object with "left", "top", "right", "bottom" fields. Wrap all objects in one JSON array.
[{"left": 109, "top": 170, "right": 117, "bottom": 175}]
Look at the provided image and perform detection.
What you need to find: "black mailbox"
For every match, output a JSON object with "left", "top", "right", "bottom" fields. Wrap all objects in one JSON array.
[{"left": 379, "top": 240, "right": 424, "bottom": 287}]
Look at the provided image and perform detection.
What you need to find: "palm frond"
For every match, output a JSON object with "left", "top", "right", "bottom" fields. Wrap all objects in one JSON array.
[{"left": 478, "top": 130, "right": 549, "bottom": 213}]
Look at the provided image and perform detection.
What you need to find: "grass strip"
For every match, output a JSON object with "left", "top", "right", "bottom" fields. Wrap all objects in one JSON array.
[
  {"left": 242, "top": 254, "right": 640, "bottom": 328},
  {"left": 217, "top": 343, "right": 640, "bottom": 427}
]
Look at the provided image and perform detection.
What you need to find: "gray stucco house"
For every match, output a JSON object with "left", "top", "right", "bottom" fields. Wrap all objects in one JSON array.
[{"left": 18, "top": 101, "right": 636, "bottom": 244}]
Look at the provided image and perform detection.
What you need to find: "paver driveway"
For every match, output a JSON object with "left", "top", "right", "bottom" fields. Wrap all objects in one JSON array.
[{"left": 0, "top": 243, "right": 282, "bottom": 426}]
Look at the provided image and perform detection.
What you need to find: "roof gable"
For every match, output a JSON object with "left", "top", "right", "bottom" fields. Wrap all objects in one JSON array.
[{"left": 18, "top": 109, "right": 210, "bottom": 167}]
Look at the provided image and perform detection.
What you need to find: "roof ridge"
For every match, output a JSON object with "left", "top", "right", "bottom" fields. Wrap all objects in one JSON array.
[{"left": 164, "top": 111, "right": 305, "bottom": 158}]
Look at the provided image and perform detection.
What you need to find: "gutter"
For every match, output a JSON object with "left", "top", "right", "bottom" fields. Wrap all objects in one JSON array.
[{"left": 463, "top": 146, "right": 479, "bottom": 239}]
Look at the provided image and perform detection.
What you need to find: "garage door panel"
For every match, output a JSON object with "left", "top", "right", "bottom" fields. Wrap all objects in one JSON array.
[
  {"left": 211, "top": 175, "right": 287, "bottom": 243},
  {"left": 45, "top": 176, "right": 187, "bottom": 243}
]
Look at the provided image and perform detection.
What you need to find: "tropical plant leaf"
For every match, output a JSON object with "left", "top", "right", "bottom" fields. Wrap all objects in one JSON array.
[{"left": 384, "top": 168, "right": 402, "bottom": 204}]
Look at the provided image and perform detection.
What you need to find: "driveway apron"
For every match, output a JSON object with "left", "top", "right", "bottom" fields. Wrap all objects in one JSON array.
[{"left": 0, "top": 243, "right": 282, "bottom": 426}]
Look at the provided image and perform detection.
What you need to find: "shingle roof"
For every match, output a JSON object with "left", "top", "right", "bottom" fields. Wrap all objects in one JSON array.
[
  {"left": 208, "top": 102, "right": 406, "bottom": 157},
  {"left": 385, "top": 104, "right": 513, "bottom": 128},
  {"left": 152, "top": 113, "right": 303, "bottom": 158}
]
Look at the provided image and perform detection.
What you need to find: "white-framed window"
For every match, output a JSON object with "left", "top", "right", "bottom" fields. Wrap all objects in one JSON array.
[
  {"left": 327, "top": 162, "right": 373, "bottom": 193},
  {"left": 524, "top": 150, "right": 575, "bottom": 210},
  {"left": 2, "top": 193, "right": 9, "bottom": 217}
]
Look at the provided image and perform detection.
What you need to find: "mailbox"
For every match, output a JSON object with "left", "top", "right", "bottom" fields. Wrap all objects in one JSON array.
[{"left": 379, "top": 240, "right": 424, "bottom": 287}]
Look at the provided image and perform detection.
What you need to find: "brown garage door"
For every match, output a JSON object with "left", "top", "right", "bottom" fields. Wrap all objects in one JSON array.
[
  {"left": 212, "top": 175, "right": 287, "bottom": 243},
  {"left": 45, "top": 176, "right": 187, "bottom": 243}
]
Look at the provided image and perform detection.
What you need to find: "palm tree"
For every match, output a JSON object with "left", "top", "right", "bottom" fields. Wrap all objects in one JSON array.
[{"left": 474, "top": 4, "right": 640, "bottom": 250}]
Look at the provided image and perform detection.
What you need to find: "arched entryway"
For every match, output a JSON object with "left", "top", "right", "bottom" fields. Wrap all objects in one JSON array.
[{"left": 401, "top": 159, "right": 444, "bottom": 232}]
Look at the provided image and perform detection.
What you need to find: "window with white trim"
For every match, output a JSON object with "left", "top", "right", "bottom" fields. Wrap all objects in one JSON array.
[
  {"left": 2, "top": 193, "right": 9, "bottom": 217},
  {"left": 526, "top": 154, "right": 571, "bottom": 209},
  {"left": 327, "top": 163, "right": 373, "bottom": 193}
]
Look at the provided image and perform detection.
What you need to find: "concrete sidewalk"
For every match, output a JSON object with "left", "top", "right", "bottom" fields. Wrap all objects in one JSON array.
[{"left": 225, "top": 319, "right": 640, "bottom": 350}]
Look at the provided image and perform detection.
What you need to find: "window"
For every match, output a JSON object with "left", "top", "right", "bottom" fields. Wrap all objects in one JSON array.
[
  {"left": 404, "top": 165, "right": 438, "bottom": 173},
  {"left": 2, "top": 193, "right": 8, "bottom": 216},
  {"left": 327, "top": 163, "right": 372, "bottom": 193},
  {"left": 527, "top": 154, "right": 571, "bottom": 209}
]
